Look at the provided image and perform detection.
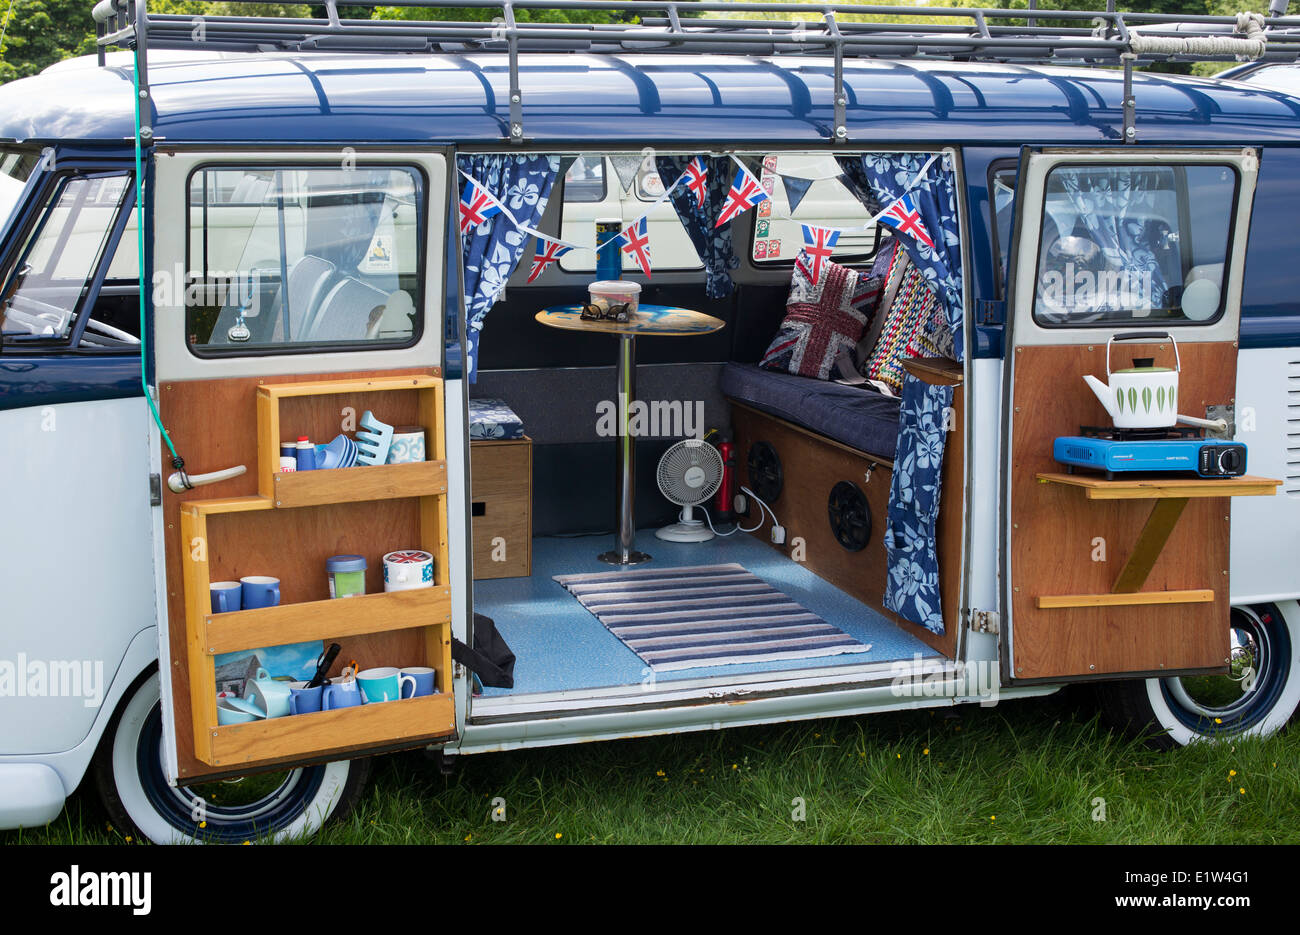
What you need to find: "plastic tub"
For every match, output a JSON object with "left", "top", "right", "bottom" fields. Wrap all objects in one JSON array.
[
  {"left": 326, "top": 554, "right": 368, "bottom": 599},
  {"left": 588, "top": 280, "right": 642, "bottom": 315}
]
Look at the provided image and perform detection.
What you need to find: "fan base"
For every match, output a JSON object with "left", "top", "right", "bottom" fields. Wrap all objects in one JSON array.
[{"left": 655, "top": 522, "right": 716, "bottom": 543}]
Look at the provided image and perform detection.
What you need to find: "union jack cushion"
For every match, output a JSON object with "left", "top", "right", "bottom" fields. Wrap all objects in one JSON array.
[{"left": 759, "top": 253, "right": 882, "bottom": 381}]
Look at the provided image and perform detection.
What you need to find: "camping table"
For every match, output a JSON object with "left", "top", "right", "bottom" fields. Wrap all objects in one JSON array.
[{"left": 535, "top": 304, "right": 726, "bottom": 565}]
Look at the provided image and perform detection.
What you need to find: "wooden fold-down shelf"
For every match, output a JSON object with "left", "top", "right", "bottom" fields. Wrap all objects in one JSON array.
[
  {"left": 903, "top": 356, "right": 963, "bottom": 387},
  {"left": 271, "top": 459, "right": 448, "bottom": 508},
  {"left": 1036, "top": 472, "right": 1281, "bottom": 500},
  {"left": 202, "top": 587, "right": 451, "bottom": 656}
]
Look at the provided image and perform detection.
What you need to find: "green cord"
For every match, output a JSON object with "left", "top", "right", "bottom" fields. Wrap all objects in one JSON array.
[{"left": 132, "top": 49, "right": 180, "bottom": 462}]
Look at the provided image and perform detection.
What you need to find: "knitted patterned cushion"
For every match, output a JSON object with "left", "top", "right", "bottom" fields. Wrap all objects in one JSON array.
[
  {"left": 759, "top": 252, "right": 883, "bottom": 381},
  {"left": 860, "top": 244, "right": 948, "bottom": 393}
]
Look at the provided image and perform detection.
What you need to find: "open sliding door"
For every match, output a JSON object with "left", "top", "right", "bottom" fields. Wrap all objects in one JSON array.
[{"left": 1002, "top": 148, "right": 1262, "bottom": 682}]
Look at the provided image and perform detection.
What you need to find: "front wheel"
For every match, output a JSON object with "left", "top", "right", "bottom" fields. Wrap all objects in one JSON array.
[
  {"left": 1099, "top": 601, "right": 1300, "bottom": 749},
  {"left": 94, "top": 671, "right": 369, "bottom": 844}
]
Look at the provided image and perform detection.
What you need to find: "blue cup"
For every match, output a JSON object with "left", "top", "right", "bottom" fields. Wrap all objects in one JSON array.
[
  {"left": 210, "top": 581, "right": 242, "bottom": 614},
  {"left": 289, "top": 683, "right": 324, "bottom": 715},
  {"left": 240, "top": 576, "right": 280, "bottom": 610},
  {"left": 322, "top": 681, "right": 363, "bottom": 710},
  {"left": 400, "top": 666, "right": 437, "bottom": 698}
]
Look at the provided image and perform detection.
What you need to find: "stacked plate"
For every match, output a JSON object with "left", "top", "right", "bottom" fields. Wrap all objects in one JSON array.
[{"left": 316, "top": 434, "right": 359, "bottom": 470}]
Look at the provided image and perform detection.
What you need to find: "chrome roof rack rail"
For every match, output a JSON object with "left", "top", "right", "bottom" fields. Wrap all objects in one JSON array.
[{"left": 91, "top": 0, "right": 1300, "bottom": 143}]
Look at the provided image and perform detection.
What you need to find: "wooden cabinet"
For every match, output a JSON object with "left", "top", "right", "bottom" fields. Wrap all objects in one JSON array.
[
  {"left": 176, "top": 376, "right": 455, "bottom": 771},
  {"left": 470, "top": 436, "right": 533, "bottom": 579}
]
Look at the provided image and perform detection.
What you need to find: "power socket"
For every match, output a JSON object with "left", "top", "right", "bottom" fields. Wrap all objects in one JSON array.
[{"left": 770, "top": 524, "right": 786, "bottom": 545}]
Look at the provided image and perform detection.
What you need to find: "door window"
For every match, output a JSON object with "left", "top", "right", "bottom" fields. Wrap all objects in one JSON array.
[
  {"left": 1033, "top": 163, "right": 1237, "bottom": 326},
  {"left": 185, "top": 165, "right": 424, "bottom": 353},
  {"left": 0, "top": 173, "right": 132, "bottom": 345}
]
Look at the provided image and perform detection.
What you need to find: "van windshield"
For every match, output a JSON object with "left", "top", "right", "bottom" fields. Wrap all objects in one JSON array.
[{"left": 0, "top": 149, "right": 42, "bottom": 224}]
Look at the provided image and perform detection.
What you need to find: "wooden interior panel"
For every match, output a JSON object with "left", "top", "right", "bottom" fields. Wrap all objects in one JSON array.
[
  {"left": 470, "top": 437, "right": 533, "bottom": 579},
  {"left": 1008, "top": 342, "right": 1235, "bottom": 680},
  {"left": 730, "top": 398, "right": 963, "bottom": 660},
  {"left": 158, "top": 367, "right": 442, "bottom": 781}
]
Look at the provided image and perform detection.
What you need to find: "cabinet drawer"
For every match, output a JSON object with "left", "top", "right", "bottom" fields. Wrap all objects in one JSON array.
[{"left": 471, "top": 437, "right": 532, "bottom": 579}]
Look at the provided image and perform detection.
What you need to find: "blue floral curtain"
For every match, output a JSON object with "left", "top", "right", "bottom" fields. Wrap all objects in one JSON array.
[
  {"left": 841, "top": 153, "right": 965, "bottom": 636},
  {"left": 883, "top": 377, "right": 954, "bottom": 635},
  {"left": 460, "top": 153, "right": 560, "bottom": 381},
  {"left": 655, "top": 155, "right": 740, "bottom": 299},
  {"left": 849, "top": 153, "right": 964, "bottom": 361}
]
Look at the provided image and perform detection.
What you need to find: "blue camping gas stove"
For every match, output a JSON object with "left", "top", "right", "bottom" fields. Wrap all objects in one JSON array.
[{"left": 1053, "top": 426, "right": 1248, "bottom": 480}]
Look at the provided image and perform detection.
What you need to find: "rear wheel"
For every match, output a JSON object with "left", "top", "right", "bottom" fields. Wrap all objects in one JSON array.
[
  {"left": 1099, "top": 601, "right": 1300, "bottom": 749},
  {"left": 94, "top": 671, "right": 369, "bottom": 843}
]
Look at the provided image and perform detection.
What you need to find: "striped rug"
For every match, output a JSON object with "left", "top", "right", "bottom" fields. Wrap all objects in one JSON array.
[{"left": 553, "top": 563, "right": 871, "bottom": 672}]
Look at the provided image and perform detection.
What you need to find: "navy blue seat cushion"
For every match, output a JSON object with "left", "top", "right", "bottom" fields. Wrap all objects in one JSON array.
[{"left": 721, "top": 362, "right": 901, "bottom": 460}]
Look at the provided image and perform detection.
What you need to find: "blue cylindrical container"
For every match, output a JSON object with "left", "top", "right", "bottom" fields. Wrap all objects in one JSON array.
[{"left": 595, "top": 217, "right": 622, "bottom": 281}]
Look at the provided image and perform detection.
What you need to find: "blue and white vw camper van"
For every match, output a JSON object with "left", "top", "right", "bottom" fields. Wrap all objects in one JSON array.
[{"left": 1, "top": 0, "right": 1299, "bottom": 843}]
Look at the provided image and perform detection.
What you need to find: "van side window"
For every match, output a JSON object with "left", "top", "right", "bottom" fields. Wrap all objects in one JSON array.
[
  {"left": 184, "top": 165, "right": 423, "bottom": 354},
  {"left": 0, "top": 172, "right": 135, "bottom": 348},
  {"left": 991, "top": 166, "right": 1016, "bottom": 298},
  {"left": 558, "top": 155, "right": 703, "bottom": 272},
  {"left": 750, "top": 153, "right": 879, "bottom": 266},
  {"left": 1034, "top": 163, "right": 1237, "bottom": 326}
]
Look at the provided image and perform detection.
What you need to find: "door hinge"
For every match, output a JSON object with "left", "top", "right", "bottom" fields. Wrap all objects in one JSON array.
[
  {"left": 970, "top": 609, "right": 1000, "bottom": 634},
  {"left": 149, "top": 473, "right": 162, "bottom": 506},
  {"left": 976, "top": 299, "right": 1005, "bottom": 325}
]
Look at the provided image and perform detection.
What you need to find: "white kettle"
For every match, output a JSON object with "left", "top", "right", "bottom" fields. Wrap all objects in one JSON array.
[{"left": 1083, "top": 331, "right": 1180, "bottom": 430}]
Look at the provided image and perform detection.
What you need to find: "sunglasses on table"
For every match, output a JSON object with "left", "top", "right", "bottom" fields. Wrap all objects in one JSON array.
[{"left": 580, "top": 303, "right": 633, "bottom": 323}]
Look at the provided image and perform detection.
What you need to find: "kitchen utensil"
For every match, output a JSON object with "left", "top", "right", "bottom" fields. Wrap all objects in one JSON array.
[
  {"left": 385, "top": 426, "right": 427, "bottom": 464},
  {"left": 399, "top": 666, "right": 437, "bottom": 697},
  {"left": 355, "top": 410, "right": 394, "bottom": 465},
  {"left": 240, "top": 576, "right": 280, "bottom": 609},
  {"left": 210, "top": 581, "right": 242, "bottom": 613},
  {"left": 304, "top": 643, "right": 342, "bottom": 689},
  {"left": 315, "top": 434, "right": 352, "bottom": 470},
  {"left": 356, "top": 666, "right": 416, "bottom": 703},
  {"left": 243, "top": 666, "right": 292, "bottom": 718},
  {"left": 1082, "top": 330, "right": 1180, "bottom": 430}
]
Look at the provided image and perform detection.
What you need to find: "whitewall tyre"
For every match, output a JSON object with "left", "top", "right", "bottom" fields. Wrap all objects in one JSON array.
[
  {"left": 1099, "top": 601, "right": 1300, "bottom": 749},
  {"left": 93, "top": 670, "right": 369, "bottom": 844}
]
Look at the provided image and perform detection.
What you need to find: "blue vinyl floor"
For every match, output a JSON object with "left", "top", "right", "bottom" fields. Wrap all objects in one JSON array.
[{"left": 473, "top": 529, "right": 940, "bottom": 697}]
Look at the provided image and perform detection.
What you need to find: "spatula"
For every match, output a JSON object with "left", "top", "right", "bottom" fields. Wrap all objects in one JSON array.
[{"left": 355, "top": 410, "right": 394, "bottom": 465}]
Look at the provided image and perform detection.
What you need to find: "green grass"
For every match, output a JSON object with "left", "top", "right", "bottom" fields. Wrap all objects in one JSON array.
[{"left": 6, "top": 688, "right": 1297, "bottom": 845}]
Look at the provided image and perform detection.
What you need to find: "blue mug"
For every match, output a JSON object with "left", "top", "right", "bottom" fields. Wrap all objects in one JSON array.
[
  {"left": 289, "top": 683, "right": 324, "bottom": 715},
  {"left": 240, "top": 576, "right": 280, "bottom": 610},
  {"left": 400, "top": 666, "right": 437, "bottom": 697},
  {"left": 210, "top": 581, "right": 242, "bottom": 614},
  {"left": 322, "top": 681, "right": 363, "bottom": 710}
]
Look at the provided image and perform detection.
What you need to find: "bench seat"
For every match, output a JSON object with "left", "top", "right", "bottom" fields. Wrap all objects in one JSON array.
[{"left": 720, "top": 362, "right": 901, "bottom": 460}]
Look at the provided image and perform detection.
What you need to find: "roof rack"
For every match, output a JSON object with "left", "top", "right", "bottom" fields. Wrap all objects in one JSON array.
[{"left": 91, "top": 0, "right": 1300, "bottom": 144}]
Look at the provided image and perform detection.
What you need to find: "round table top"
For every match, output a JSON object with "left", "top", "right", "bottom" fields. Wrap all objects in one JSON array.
[{"left": 535, "top": 304, "right": 726, "bottom": 337}]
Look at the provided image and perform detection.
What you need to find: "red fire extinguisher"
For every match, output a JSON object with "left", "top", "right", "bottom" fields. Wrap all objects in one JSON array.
[{"left": 715, "top": 431, "right": 736, "bottom": 524}]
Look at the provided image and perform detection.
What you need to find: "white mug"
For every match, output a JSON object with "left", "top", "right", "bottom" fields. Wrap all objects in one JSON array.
[{"left": 383, "top": 550, "right": 435, "bottom": 592}]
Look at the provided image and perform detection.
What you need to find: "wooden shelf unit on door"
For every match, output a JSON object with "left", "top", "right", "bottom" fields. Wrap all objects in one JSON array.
[
  {"left": 178, "top": 375, "right": 454, "bottom": 770},
  {"left": 1032, "top": 472, "right": 1281, "bottom": 610}
]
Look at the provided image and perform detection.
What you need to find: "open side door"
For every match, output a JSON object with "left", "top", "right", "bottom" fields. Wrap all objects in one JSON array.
[
  {"left": 150, "top": 148, "right": 458, "bottom": 782},
  {"left": 1002, "top": 147, "right": 1260, "bottom": 682}
]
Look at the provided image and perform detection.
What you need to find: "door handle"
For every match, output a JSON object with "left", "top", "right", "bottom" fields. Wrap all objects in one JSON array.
[{"left": 167, "top": 464, "right": 247, "bottom": 493}]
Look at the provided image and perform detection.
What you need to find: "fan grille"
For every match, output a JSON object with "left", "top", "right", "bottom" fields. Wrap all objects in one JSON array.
[{"left": 657, "top": 439, "right": 724, "bottom": 506}]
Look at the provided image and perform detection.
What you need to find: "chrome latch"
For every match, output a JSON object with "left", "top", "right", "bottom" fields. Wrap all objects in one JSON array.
[{"left": 971, "top": 609, "right": 999, "bottom": 634}]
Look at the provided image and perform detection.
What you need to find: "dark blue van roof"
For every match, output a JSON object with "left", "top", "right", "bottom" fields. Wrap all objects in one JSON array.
[{"left": 3, "top": 50, "right": 1300, "bottom": 145}]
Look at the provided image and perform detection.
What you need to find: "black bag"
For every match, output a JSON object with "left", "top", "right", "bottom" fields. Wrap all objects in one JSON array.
[{"left": 452, "top": 612, "right": 516, "bottom": 689}]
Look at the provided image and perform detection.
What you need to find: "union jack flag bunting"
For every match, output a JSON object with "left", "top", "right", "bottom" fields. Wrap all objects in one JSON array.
[
  {"left": 459, "top": 180, "right": 503, "bottom": 235},
  {"left": 527, "top": 238, "right": 573, "bottom": 283},
  {"left": 800, "top": 224, "right": 841, "bottom": 284},
  {"left": 615, "top": 215, "right": 653, "bottom": 278},
  {"left": 682, "top": 156, "right": 708, "bottom": 209},
  {"left": 715, "top": 165, "right": 768, "bottom": 228},
  {"left": 877, "top": 192, "right": 935, "bottom": 250}
]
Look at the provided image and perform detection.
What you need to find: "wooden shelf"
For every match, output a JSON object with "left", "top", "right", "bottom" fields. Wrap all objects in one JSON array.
[
  {"left": 1037, "top": 589, "right": 1215, "bottom": 609},
  {"left": 270, "top": 459, "right": 447, "bottom": 509},
  {"left": 203, "top": 587, "right": 451, "bottom": 656},
  {"left": 1037, "top": 472, "right": 1281, "bottom": 500},
  {"left": 903, "top": 356, "right": 963, "bottom": 387},
  {"left": 180, "top": 374, "right": 453, "bottom": 770},
  {"left": 206, "top": 691, "right": 455, "bottom": 770}
]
